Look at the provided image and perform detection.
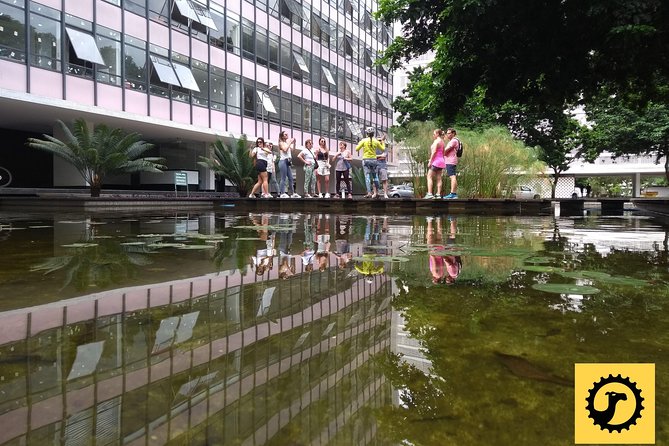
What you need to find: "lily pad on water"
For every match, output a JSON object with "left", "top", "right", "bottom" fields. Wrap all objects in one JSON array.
[
  {"left": 532, "top": 283, "right": 600, "bottom": 295},
  {"left": 373, "top": 256, "right": 410, "bottom": 262},
  {"left": 521, "top": 265, "right": 565, "bottom": 273},
  {"left": 429, "top": 250, "right": 466, "bottom": 257},
  {"left": 524, "top": 256, "right": 554, "bottom": 264}
]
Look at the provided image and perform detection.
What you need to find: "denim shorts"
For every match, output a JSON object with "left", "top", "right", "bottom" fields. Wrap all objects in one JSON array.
[{"left": 446, "top": 164, "right": 457, "bottom": 176}]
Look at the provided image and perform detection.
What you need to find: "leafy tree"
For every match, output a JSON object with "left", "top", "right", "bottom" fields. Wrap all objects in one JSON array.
[
  {"left": 26, "top": 119, "right": 165, "bottom": 197},
  {"left": 502, "top": 104, "right": 585, "bottom": 198},
  {"left": 198, "top": 135, "right": 255, "bottom": 197},
  {"left": 585, "top": 95, "right": 669, "bottom": 182},
  {"left": 377, "top": 0, "right": 669, "bottom": 119}
]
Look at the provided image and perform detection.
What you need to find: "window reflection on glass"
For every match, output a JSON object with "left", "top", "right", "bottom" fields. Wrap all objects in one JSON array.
[
  {"left": 0, "top": 1, "right": 26, "bottom": 63},
  {"left": 124, "top": 40, "right": 147, "bottom": 91},
  {"left": 30, "top": 11, "right": 61, "bottom": 71}
]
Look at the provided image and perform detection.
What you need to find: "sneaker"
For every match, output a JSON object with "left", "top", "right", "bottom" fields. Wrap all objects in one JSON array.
[
  {"left": 434, "top": 195, "right": 441, "bottom": 200},
  {"left": 261, "top": 193, "right": 273, "bottom": 198},
  {"left": 248, "top": 193, "right": 255, "bottom": 198},
  {"left": 324, "top": 193, "right": 331, "bottom": 198},
  {"left": 280, "top": 193, "right": 290, "bottom": 198},
  {"left": 348, "top": 194, "right": 353, "bottom": 199},
  {"left": 363, "top": 193, "right": 372, "bottom": 198},
  {"left": 444, "top": 193, "right": 458, "bottom": 199},
  {"left": 305, "top": 194, "right": 312, "bottom": 198},
  {"left": 383, "top": 193, "right": 389, "bottom": 199},
  {"left": 291, "top": 193, "right": 301, "bottom": 198},
  {"left": 424, "top": 193, "right": 434, "bottom": 199}
]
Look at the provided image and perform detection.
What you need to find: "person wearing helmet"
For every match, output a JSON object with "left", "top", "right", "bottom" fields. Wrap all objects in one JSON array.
[{"left": 355, "top": 128, "right": 385, "bottom": 198}]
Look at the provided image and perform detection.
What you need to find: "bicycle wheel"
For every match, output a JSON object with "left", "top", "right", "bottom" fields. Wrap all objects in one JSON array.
[{"left": 0, "top": 167, "right": 12, "bottom": 187}]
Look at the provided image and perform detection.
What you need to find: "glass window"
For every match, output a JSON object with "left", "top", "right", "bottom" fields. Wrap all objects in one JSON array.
[
  {"left": 124, "top": 0, "right": 146, "bottom": 16},
  {"left": 96, "top": 26, "right": 121, "bottom": 86},
  {"left": 65, "top": 27, "right": 103, "bottom": 77},
  {"left": 150, "top": 54, "right": 178, "bottom": 97},
  {"left": 258, "top": 89, "right": 277, "bottom": 114},
  {"left": 280, "top": 0, "right": 303, "bottom": 29},
  {"left": 210, "top": 65, "right": 225, "bottom": 110},
  {"left": 102, "top": 0, "right": 120, "bottom": 5},
  {"left": 279, "top": 41, "right": 291, "bottom": 77},
  {"left": 225, "top": 13, "right": 240, "bottom": 55},
  {"left": 0, "top": 1, "right": 26, "bottom": 63},
  {"left": 293, "top": 51, "right": 309, "bottom": 74},
  {"left": 268, "top": 32, "right": 279, "bottom": 71},
  {"left": 291, "top": 95, "right": 300, "bottom": 126},
  {"left": 255, "top": 27, "right": 268, "bottom": 67},
  {"left": 173, "top": 62, "right": 200, "bottom": 91},
  {"left": 148, "top": 0, "right": 169, "bottom": 24},
  {"left": 124, "top": 38, "right": 147, "bottom": 91},
  {"left": 225, "top": 72, "right": 240, "bottom": 115},
  {"left": 303, "top": 103, "right": 311, "bottom": 129},
  {"left": 311, "top": 57, "right": 321, "bottom": 89},
  {"left": 242, "top": 81, "right": 256, "bottom": 118},
  {"left": 208, "top": 6, "right": 226, "bottom": 50},
  {"left": 310, "top": 14, "right": 330, "bottom": 48},
  {"left": 191, "top": 59, "right": 208, "bottom": 105},
  {"left": 191, "top": 0, "right": 217, "bottom": 30},
  {"left": 241, "top": 19, "right": 253, "bottom": 60},
  {"left": 30, "top": 7, "right": 61, "bottom": 71},
  {"left": 311, "top": 103, "right": 321, "bottom": 132}
]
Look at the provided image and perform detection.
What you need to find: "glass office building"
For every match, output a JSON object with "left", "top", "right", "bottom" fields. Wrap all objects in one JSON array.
[{"left": 0, "top": 0, "right": 393, "bottom": 191}]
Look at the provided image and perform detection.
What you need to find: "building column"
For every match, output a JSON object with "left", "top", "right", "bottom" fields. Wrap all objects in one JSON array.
[
  {"left": 53, "top": 122, "right": 87, "bottom": 188},
  {"left": 632, "top": 172, "right": 641, "bottom": 197}
]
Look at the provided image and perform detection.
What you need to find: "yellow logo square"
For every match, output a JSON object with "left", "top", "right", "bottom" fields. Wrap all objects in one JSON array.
[{"left": 575, "top": 363, "right": 655, "bottom": 444}]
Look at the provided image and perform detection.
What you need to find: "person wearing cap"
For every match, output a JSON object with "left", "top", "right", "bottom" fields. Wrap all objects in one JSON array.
[{"left": 355, "top": 127, "right": 385, "bottom": 198}]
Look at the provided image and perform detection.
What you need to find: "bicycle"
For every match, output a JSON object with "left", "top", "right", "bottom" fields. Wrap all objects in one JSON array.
[{"left": 0, "top": 166, "right": 12, "bottom": 187}]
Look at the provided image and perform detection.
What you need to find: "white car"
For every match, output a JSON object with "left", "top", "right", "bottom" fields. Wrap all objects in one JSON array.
[
  {"left": 514, "top": 185, "right": 541, "bottom": 199},
  {"left": 389, "top": 185, "right": 415, "bottom": 198}
]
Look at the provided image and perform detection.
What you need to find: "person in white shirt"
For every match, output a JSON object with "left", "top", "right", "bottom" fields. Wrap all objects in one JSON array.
[
  {"left": 248, "top": 137, "right": 272, "bottom": 198},
  {"left": 266, "top": 142, "right": 280, "bottom": 197},
  {"left": 297, "top": 139, "right": 317, "bottom": 198},
  {"left": 278, "top": 131, "right": 300, "bottom": 198}
]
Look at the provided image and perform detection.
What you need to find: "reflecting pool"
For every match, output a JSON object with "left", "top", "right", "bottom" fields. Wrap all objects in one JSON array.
[{"left": 0, "top": 210, "right": 666, "bottom": 445}]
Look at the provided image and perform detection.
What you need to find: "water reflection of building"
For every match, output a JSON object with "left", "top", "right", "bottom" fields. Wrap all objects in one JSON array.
[{"left": 0, "top": 257, "right": 393, "bottom": 444}]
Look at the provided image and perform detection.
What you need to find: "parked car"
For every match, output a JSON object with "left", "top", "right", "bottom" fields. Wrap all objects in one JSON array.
[
  {"left": 389, "top": 184, "right": 414, "bottom": 198},
  {"left": 514, "top": 185, "right": 541, "bottom": 199}
]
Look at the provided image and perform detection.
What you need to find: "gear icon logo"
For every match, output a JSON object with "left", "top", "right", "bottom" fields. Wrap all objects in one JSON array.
[{"left": 585, "top": 374, "right": 644, "bottom": 433}]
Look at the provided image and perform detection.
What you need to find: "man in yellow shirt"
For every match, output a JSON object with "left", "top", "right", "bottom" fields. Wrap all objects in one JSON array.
[{"left": 356, "top": 127, "right": 385, "bottom": 198}]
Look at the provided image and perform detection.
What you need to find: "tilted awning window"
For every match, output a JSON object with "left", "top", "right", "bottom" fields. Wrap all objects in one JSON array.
[
  {"left": 378, "top": 94, "right": 393, "bottom": 110},
  {"left": 257, "top": 90, "right": 277, "bottom": 114},
  {"left": 346, "top": 120, "right": 362, "bottom": 137},
  {"left": 173, "top": 0, "right": 199, "bottom": 22},
  {"left": 150, "top": 55, "right": 181, "bottom": 87},
  {"left": 172, "top": 62, "right": 200, "bottom": 91},
  {"left": 367, "top": 88, "right": 378, "bottom": 105},
  {"left": 311, "top": 14, "right": 331, "bottom": 35},
  {"left": 293, "top": 51, "right": 310, "bottom": 74},
  {"left": 66, "top": 27, "right": 105, "bottom": 65},
  {"left": 190, "top": 0, "right": 218, "bottom": 30},
  {"left": 322, "top": 66, "right": 336, "bottom": 85},
  {"left": 282, "top": 0, "right": 305, "bottom": 19},
  {"left": 345, "top": 78, "right": 362, "bottom": 98}
]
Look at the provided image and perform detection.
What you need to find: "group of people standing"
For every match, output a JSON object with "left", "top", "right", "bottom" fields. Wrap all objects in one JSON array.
[
  {"left": 425, "top": 127, "right": 460, "bottom": 199},
  {"left": 249, "top": 128, "right": 389, "bottom": 199}
]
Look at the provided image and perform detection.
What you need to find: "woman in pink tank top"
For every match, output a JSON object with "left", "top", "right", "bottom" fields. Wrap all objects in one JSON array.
[{"left": 424, "top": 129, "right": 446, "bottom": 199}]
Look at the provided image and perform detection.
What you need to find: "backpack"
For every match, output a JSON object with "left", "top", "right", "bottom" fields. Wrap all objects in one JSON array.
[{"left": 455, "top": 138, "right": 464, "bottom": 158}]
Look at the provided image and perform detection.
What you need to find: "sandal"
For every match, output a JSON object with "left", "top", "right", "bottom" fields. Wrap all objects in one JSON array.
[{"left": 363, "top": 193, "right": 372, "bottom": 198}]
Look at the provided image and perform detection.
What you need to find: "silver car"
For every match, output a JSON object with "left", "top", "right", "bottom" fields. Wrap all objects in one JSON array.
[
  {"left": 514, "top": 185, "right": 541, "bottom": 199},
  {"left": 389, "top": 185, "right": 415, "bottom": 198}
]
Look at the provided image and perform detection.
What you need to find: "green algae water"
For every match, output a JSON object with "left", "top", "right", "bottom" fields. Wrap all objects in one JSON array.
[{"left": 0, "top": 210, "right": 666, "bottom": 445}]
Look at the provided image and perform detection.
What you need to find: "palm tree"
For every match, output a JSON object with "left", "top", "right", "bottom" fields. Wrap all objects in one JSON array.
[
  {"left": 199, "top": 135, "right": 255, "bottom": 197},
  {"left": 26, "top": 119, "right": 166, "bottom": 197}
]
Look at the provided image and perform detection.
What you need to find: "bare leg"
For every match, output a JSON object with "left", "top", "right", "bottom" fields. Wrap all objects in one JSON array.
[
  {"left": 426, "top": 170, "right": 434, "bottom": 194},
  {"left": 436, "top": 173, "right": 443, "bottom": 196},
  {"left": 450, "top": 175, "right": 458, "bottom": 194}
]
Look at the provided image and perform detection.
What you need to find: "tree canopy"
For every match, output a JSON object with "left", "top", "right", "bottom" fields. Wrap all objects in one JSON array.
[{"left": 378, "top": 0, "right": 669, "bottom": 123}]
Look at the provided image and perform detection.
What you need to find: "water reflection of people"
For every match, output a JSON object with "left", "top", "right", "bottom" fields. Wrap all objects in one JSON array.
[
  {"left": 249, "top": 214, "right": 276, "bottom": 277},
  {"left": 315, "top": 214, "right": 331, "bottom": 271},
  {"left": 427, "top": 216, "right": 461, "bottom": 284},
  {"left": 333, "top": 215, "right": 353, "bottom": 270},
  {"left": 301, "top": 214, "right": 316, "bottom": 273}
]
